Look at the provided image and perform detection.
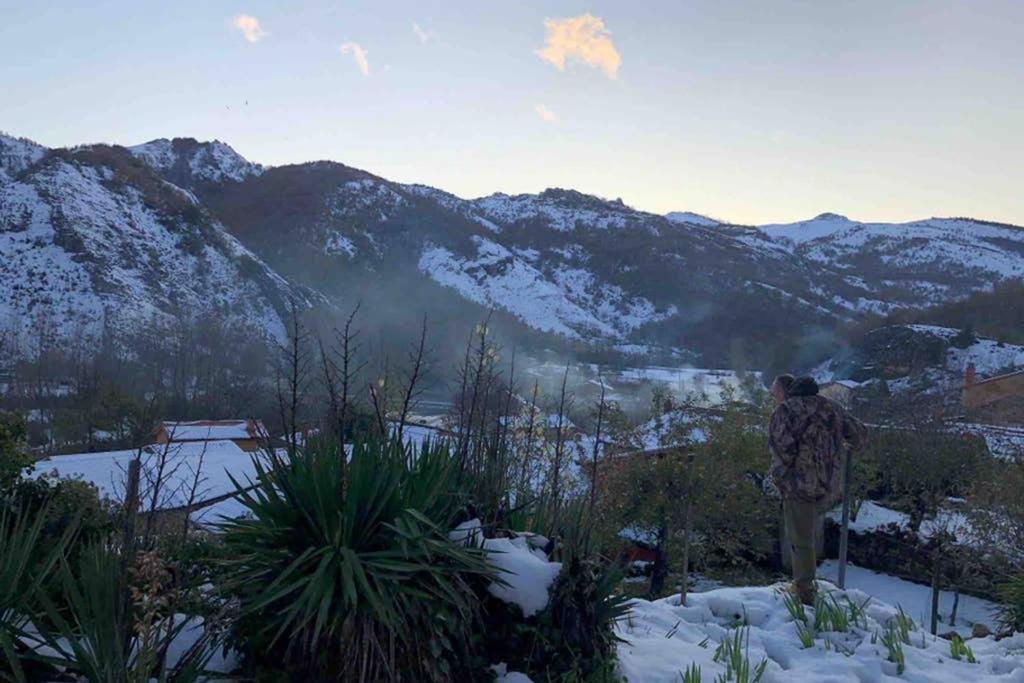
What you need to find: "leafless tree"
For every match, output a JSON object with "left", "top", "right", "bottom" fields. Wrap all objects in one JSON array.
[
  {"left": 395, "top": 316, "right": 432, "bottom": 444},
  {"left": 549, "top": 363, "right": 575, "bottom": 526},
  {"left": 588, "top": 369, "right": 607, "bottom": 516},
  {"left": 276, "top": 301, "right": 312, "bottom": 450}
]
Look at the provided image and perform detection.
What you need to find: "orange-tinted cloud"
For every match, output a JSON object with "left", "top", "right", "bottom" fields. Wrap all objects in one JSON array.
[
  {"left": 231, "top": 14, "right": 268, "bottom": 43},
  {"left": 536, "top": 14, "right": 621, "bottom": 79}
]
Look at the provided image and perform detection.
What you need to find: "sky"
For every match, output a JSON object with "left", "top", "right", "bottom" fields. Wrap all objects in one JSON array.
[{"left": 1, "top": 1, "right": 1023, "bottom": 226}]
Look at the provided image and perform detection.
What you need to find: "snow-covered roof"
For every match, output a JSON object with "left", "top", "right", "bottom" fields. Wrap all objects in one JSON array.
[
  {"left": 159, "top": 420, "right": 261, "bottom": 441},
  {"left": 32, "top": 440, "right": 258, "bottom": 523}
]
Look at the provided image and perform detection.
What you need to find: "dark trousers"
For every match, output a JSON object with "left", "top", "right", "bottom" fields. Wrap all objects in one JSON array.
[{"left": 783, "top": 498, "right": 818, "bottom": 602}]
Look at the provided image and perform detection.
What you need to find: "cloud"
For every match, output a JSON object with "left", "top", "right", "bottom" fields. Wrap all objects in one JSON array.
[
  {"left": 535, "top": 104, "right": 558, "bottom": 123},
  {"left": 412, "top": 22, "right": 435, "bottom": 44},
  {"left": 339, "top": 42, "right": 370, "bottom": 77},
  {"left": 536, "top": 13, "right": 621, "bottom": 79},
  {"left": 231, "top": 14, "right": 268, "bottom": 43}
]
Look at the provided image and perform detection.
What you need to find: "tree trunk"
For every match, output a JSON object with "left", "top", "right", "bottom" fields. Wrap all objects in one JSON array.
[
  {"left": 949, "top": 588, "right": 960, "bottom": 627},
  {"left": 679, "top": 500, "right": 694, "bottom": 605},
  {"left": 930, "top": 557, "right": 941, "bottom": 636},
  {"left": 648, "top": 525, "right": 669, "bottom": 599}
]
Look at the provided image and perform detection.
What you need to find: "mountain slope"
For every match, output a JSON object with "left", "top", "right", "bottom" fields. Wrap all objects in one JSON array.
[
  {"left": 756, "top": 213, "right": 1024, "bottom": 310},
  {"left": 0, "top": 136, "right": 306, "bottom": 343},
  {"left": 6, "top": 132, "right": 1022, "bottom": 368}
]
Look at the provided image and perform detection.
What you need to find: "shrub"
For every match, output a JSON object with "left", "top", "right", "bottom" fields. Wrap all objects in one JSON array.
[
  {"left": 36, "top": 542, "right": 215, "bottom": 682},
  {"left": 995, "top": 573, "right": 1024, "bottom": 634},
  {"left": 216, "top": 435, "right": 494, "bottom": 681},
  {"left": 476, "top": 498, "right": 629, "bottom": 682},
  {"left": 0, "top": 410, "right": 32, "bottom": 493},
  {"left": 0, "top": 502, "right": 74, "bottom": 682}
]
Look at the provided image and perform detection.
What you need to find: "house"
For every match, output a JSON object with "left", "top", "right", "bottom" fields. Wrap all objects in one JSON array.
[
  {"left": 154, "top": 419, "right": 265, "bottom": 452},
  {"left": 962, "top": 364, "right": 1024, "bottom": 423},
  {"left": 31, "top": 440, "right": 259, "bottom": 526}
]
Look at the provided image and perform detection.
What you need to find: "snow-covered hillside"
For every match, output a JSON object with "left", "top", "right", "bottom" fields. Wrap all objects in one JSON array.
[
  {"left": 129, "top": 137, "right": 263, "bottom": 185},
  {"left": 0, "top": 136, "right": 303, "bottom": 342},
  {"left": 814, "top": 324, "right": 1024, "bottom": 395},
  {"left": 756, "top": 214, "right": 1024, "bottom": 307},
  {"left": 7, "top": 130, "right": 1024, "bottom": 364},
  {"left": 0, "top": 133, "right": 45, "bottom": 180},
  {"left": 419, "top": 236, "right": 676, "bottom": 340}
]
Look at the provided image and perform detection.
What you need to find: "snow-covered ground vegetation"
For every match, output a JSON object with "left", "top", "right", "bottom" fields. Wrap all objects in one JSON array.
[{"left": 617, "top": 580, "right": 1024, "bottom": 682}]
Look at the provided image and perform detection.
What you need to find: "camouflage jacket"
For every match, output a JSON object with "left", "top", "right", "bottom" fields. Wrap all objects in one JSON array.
[{"left": 768, "top": 395, "right": 867, "bottom": 503}]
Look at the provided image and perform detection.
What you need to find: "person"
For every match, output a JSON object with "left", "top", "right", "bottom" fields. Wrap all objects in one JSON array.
[{"left": 768, "top": 374, "right": 866, "bottom": 605}]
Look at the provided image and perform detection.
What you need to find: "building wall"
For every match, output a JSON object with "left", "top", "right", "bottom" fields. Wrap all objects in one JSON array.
[{"left": 964, "top": 371, "right": 1024, "bottom": 417}]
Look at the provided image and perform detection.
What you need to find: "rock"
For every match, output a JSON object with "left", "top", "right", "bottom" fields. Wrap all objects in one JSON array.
[
  {"left": 938, "top": 631, "right": 959, "bottom": 641},
  {"left": 970, "top": 623, "right": 992, "bottom": 639}
]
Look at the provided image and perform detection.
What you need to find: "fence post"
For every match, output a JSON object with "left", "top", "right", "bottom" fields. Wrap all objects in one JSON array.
[{"left": 837, "top": 449, "right": 853, "bottom": 589}]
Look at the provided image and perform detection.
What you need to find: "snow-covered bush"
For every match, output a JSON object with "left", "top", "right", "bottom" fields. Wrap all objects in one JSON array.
[{"left": 472, "top": 500, "right": 630, "bottom": 682}]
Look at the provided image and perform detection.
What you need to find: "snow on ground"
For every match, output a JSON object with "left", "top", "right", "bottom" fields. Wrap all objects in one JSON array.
[
  {"left": 632, "top": 409, "right": 712, "bottom": 449},
  {"left": 827, "top": 501, "right": 989, "bottom": 551},
  {"left": 952, "top": 423, "right": 1024, "bottom": 460},
  {"left": 491, "top": 663, "right": 534, "bottom": 682},
  {"left": 611, "top": 366, "right": 760, "bottom": 405},
  {"left": 616, "top": 578, "right": 1023, "bottom": 682},
  {"left": 818, "top": 561, "right": 999, "bottom": 636},
  {"left": 828, "top": 501, "right": 910, "bottom": 535}
]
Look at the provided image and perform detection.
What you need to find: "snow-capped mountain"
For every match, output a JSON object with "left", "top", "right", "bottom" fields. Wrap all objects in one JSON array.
[
  {"left": 755, "top": 213, "right": 1024, "bottom": 310},
  {"left": 0, "top": 135, "right": 305, "bottom": 343},
  {"left": 664, "top": 211, "right": 721, "bottom": 227},
  {"left": 128, "top": 138, "right": 263, "bottom": 187},
  {"left": 0, "top": 133, "right": 45, "bottom": 180},
  {"left": 4, "top": 132, "right": 1022, "bottom": 366}
]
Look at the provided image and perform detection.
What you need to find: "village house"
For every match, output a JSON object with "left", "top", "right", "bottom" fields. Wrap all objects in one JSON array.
[
  {"left": 153, "top": 419, "right": 265, "bottom": 452},
  {"left": 962, "top": 363, "right": 1024, "bottom": 423}
]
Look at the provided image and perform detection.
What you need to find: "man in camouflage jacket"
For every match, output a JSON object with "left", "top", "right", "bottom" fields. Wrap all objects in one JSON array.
[{"left": 768, "top": 375, "right": 866, "bottom": 604}]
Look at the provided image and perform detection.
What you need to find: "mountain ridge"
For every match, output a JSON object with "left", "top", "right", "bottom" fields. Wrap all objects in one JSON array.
[{"left": 3, "top": 131, "right": 1021, "bottom": 367}]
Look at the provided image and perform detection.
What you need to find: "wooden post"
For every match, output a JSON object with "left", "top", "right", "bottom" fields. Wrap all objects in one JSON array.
[
  {"left": 837, "top": 449, "right": 854, "bottom": 589},
  {"left": 122, "top": 458, "right": 141, "bottom": 551},
  {"left": 120, "top": 458, "right": 141, "bottom": 652}
]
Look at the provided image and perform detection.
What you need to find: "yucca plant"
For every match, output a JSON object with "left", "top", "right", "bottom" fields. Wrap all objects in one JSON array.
[
  {"left": 217, "top": 434, "right": 494, "bottom": 681},
  {"left": 0, "top": 502, "right": 75, "bottom": 683},
  {"left": 35, "top": 542, "right": 215, "bottom": 683}
]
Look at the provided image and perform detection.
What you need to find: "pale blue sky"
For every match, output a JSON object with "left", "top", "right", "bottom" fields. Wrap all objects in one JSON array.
[{"left": 2, "top": 1, "right": 1022, "bottom": 225}]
